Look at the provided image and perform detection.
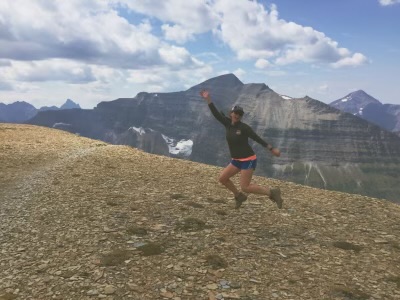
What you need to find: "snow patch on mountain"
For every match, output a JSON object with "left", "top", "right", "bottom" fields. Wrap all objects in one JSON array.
[
  {"left": 129, "top": 126, "right": 149, "bottom": 136},
  {"left": 279, "top": 94, "right": 293, "bottom": 100},
  {"left": 162, "top": 134, "right": 193, "bottom": 157},
  {"left": 128, "top": 126, "right": 192, "bottom": 157},
  {"left": 53, "top": 122, "right": 71, "bottom": 128}
]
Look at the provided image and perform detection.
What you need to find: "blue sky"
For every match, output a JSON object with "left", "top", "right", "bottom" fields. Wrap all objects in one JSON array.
[{"left": 0, "top": 0, "right": 399, "bottom": 108}]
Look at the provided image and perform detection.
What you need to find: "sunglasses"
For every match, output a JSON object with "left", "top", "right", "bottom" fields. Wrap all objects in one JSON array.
[{"left": 232, "top": 111, "right": 243, "bottom": 116}]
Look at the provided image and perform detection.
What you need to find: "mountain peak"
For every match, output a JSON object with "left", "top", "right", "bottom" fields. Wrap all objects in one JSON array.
[
  {"left": 0, "top": 101, "right": 37, "bottom": 123},
  {"left": 350, "top": 89, "right": 366, "bottom": 95},
  {"left": 9, "top": 101, "right": 35, "bottom": 107},
  {"left": 60, "top": 99, "right": 81, "bottom": 109},
  {"left": 189, "top": 73, "right": 243, "bottom": 91},
  {"left": 329, "top": 90, "right": 382, "bottom": 115},
  {"left": 348, "top": 90, "right": 376, "bottom": 99},
  {"left": 206, "top": 73, "right": 242, "bottom": 84},
  {"left": 339, "top": 90, "right": 381, "bottom": 104}
]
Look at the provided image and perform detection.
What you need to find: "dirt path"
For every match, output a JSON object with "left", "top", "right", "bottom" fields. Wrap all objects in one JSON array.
[{"left": 0, "top": 144, "right": 105, "bottom": 241}]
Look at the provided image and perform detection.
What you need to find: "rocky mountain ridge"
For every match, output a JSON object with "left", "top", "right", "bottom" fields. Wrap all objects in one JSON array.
[
  {"left": 27, "top": 74, "right": 400, "bottom": 203},
  {"left": 0, "top": 99, "right": 81, "bottom": 123},
  {"left": 1, "top": 124, "right": 400, "bottom": 300},
  {"left": 329, "top": 90, "right": 400, "bottom": 136}
]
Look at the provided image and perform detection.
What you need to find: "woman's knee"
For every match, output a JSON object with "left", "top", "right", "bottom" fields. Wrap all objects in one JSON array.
[
  {"left": 219, "top": 175, "right": 228, "bottom": 184},
  {"left": 241, "top": 184, "right": 251, "bottom": 193}
]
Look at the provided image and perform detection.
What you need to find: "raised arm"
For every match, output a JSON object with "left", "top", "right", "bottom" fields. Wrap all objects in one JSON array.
[
  {"left": 200, "top": 90, "right": 230, "bottom": 126},
  {"left": 199, "top": 89, "right": 212, "bottom": 105}
]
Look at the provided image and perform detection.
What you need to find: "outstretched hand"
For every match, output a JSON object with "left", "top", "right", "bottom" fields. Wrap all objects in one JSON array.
[
  {"left": 200, "top": 90, "right": 211, "bottom": 104},
  {"left": 271, "top": 148, "right": 281, "bottom": 157}
]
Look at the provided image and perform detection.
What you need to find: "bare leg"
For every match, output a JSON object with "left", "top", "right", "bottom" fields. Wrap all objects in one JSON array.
[
  {"left": 219, "top": 163, "right": 241, "bottom": 196},
  {"left": 240, "top": 169, "right": 271, "bottom": 196}
]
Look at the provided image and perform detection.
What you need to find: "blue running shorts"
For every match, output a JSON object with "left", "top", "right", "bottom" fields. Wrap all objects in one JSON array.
[{"left": 230, "top": 158, "right": 257, "bottom": 170}]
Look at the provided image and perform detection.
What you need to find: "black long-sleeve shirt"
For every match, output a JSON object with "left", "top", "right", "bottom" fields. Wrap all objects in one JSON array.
[{"left": 208, "top": 103, "right": 270, "bottom": 159}]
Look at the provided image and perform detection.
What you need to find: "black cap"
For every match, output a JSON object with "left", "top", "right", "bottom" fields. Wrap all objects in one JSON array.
[{"left": 231, "top": 105, "right": 244, "bottom": 115}]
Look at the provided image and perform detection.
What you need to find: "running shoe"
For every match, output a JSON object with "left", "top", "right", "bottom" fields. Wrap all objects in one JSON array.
[
  {"left": 235, "top": 192, "right": 248, "bottom": 209},
  {"left": 269, "top": 187, "right": 283, "bottom": 209}
]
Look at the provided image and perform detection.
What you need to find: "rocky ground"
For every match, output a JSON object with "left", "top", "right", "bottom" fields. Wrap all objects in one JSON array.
[{"left": 1, "top": 124, "right": 400, "bottom": 300}]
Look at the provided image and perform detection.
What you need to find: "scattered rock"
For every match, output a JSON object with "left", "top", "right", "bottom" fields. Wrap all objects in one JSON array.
[
  {"left": 136, "top": 242, "right": 165, "bottom": 256},
  {"left": 100, "top": 249, "right": 131, "bottom": 266},
  {"left": 103, "top": 285, "right": 116, "bottom": 295},
  {"left": 374, "top": 239, "right": 388, "bottom": 244},
  {"left": 205, "top": 254, "right": 228, "bottom": 269},
  {"left": 332, "top": 241, "right": 363, "bottom": 252},
  {"left": 86, "top": 289, "right": 99, "bottom": 296},
  {"left": 160, "top": 291, "right": 174, "bottom": 298},
  {"left": 126, "top": 226, "right": 148, "bottom": 236},
  {"left": 175, "top": 217, "right": 208, "bottom": 232},
  {"left": 206, "top": 283, "right": 219, "bottom": 290}
]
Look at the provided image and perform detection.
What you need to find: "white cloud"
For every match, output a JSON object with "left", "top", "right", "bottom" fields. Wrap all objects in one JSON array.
[
  {"left": 127, "top": 64, "right": 213, "bottom": 92},
  {"left": 117, "top": 0, "right": 220, "bottom": 43},
  {"left": 212, "top": 0, "right": 367, "bottom": 68},
  {"left": 318, "top": 84, "right": 329, "bottom": 93},
  {"left": 255, "top": 59, "right": 271, "bottom": 69},
  {"left": 194, "top": 52, "right": 223, "bottom": 65},
  {"left": 159, "top": 45, "right": 200, "bottom": 66},
  {"left": 1, "top": 60, "right": 97, "bottom": 84},
  {"left": 162, "top": 24, "right": 194, "bottom": 44},
  {"left": 331, "top": 53, "right": 368, "bottom": 68},
  {"left": 122, "top": 0, "right": 366, "bottom": 69},
  {"left": 0, "top": 0, "right": 368, "bottom": 73},
  {"left": 0, "top": 0, "right": 201, "bottom": 70},
  {"left": 0, "top": 60, "right": 12, "bottom": 67},
  {"left": 378, "top": 0, "right": 400, "bottom": 5},
  {"left": 233, "top": 68, "right": 246, "bottom": 80},
  {"left": 0, "top": 0, "right": 211, "bottom": 104},
  {"left": 1, "top": 57, "right": 127, "bottom": 85}
]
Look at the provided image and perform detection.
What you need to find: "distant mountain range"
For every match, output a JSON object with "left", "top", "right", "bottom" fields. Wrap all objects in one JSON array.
[
  {"left": 329, "top": 90, "right": 400, "bottom": 136},
  {"left": 0, "top": 99, "right": 80, "bottom": 123},
  {"left": 26, "top": 74, "right": 400, "bottom": 203}
]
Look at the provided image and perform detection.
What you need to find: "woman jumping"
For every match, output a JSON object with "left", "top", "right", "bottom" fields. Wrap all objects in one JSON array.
[{"left": 200, "top": 90, "right": 283, "bottom": 209}]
